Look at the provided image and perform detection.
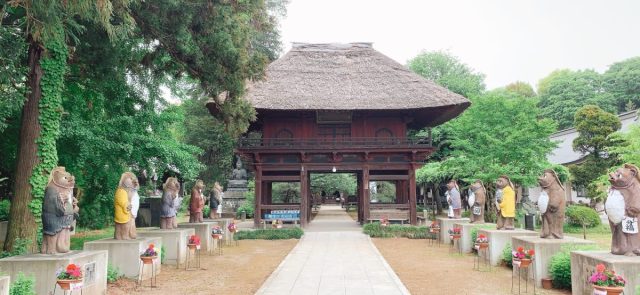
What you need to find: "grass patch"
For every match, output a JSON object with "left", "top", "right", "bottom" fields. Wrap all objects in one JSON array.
[
  {"left": 234, "top": 228, "right": 304, "bottom": 240},
  {"left": 363, "top": 223, "right": 429, "bottom": 239},
  {"left": 70, "top": 227, "right": 114, "bottom": 250}
]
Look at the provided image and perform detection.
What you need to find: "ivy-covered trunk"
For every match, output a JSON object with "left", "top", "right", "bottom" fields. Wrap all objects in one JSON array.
[{"left": 5, "top": 35, "right": 67, "bottom": 252}]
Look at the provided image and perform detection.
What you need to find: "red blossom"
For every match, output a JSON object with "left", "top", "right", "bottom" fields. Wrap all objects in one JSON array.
[
  {"left": 596, "top": 264, "right": 606, "bottom": 273},
  {"left": 517, "top": 246, "right": 524, "bottom": 253}
]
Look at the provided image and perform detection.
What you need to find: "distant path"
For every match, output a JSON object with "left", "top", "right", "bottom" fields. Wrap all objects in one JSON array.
[{"left": 256, "top": 205, "right": 410, "bottom": 295}]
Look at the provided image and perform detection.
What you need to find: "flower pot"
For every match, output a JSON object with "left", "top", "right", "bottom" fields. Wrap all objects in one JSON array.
[
  {"left": 593, "top": 285, "right": 624, "bottom": 295},
  {"left": 478, "top": 242, "right": 489, "bottom": 249},
  {"left": 212, "top": 234, "right": 222, "bottom": 239},
  {"left": 187, "top": 243, "right": 198, "bottom": 250},
  {"left": 519, "top": 258, "right": 532, "bottom": 268},
  {"left": 140, "top": 255, "right": 157, "bottom": 265},
  {"left": 56, "top": 279, "right": 82, "bottom": 290},
  {"left": 541, "top": 278, "right": 552, "bottom": 289},
  {"left": 450, "top": 234, "right": 461, "bottom": 239}
]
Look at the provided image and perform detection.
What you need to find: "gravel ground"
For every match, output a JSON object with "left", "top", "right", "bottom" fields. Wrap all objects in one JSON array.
[
  {"left": 107, "top": 239, "right": 298, "bottom": 295},
  {"left": 372, "top": 238, "right": 571, "bottom": 295}
]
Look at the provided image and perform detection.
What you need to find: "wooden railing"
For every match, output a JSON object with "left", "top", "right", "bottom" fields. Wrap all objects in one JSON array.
[{"left": 237, "top": 137, "right": 432, "bottom": 149}]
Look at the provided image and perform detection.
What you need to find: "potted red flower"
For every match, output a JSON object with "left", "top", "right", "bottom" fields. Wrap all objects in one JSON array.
[
  {"left": 474, "top": 234, "right": 489, "bottom": 249},
  {"left": 429, "top": 221, "right": 440, "bottom": 233},
  {"left": 380, "top": 216, "right": 389, "bottom": 227},
  {"left": 140, "top": 243, "right": 158, "bottom": 264},
  {"left": 448, "top": 227, "right": 461, "bottom": 239},
  {"left": 56, "top": 263, "right": 83, "bottom": 290},
  {"left": 188, "top": 234, "right": 201, "bottom": 250},
  {"left": 590, "top": 264, "right": 625, "bottom": 295},
  {"left": 512, "top": 246, "right": 534, "bottom": 268},
  {"left": 211, "top": 226, "right": 224, "bottom": 239},
  {"left": 228, "top": 221, "right": 238, "bottom": 234}
]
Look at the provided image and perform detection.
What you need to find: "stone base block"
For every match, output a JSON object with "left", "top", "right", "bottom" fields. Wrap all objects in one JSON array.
[
  {"left": 138, "top": 228, "right": 194, "bottom": 265},
  {"left": 477, "top": 228, "right": 537, "bottom": 265},
  {"left": 437, "top": 217, "right": 469, "bottom": 244},
  {"left": 83, "top": 237, "right": 162, "bottom": 279},
  {"left": 571, "top": 251, "right": 640, "bottom": 295},
  {"left": 207, "top": 218, "right": 233, "bottom": 245},
  {"left": 456, "top": 223, "right": 496, "bottom": 253},
  {"left": 0, "top": 250, "right": 108, "bottom": 295},
  {"left": 0, "top": 275, "right": 8, "bottom": 295},
  {"left": 178, "top": 221, "right": 219, "bottom": 252},
  {"left": 512, "top": 236, "right": 595, "bottom": 287}
]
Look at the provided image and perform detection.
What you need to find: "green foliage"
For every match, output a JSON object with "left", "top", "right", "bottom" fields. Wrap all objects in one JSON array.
[
  {"left": 470, "top": 224, "right": 494, "bottom": 244},
  {"left": 234, "top": 228, "right": 304, "bottom": 240},
  {"left": 609, "top": 121, "right": 640, "bottom": 165},
  {"left": 160, "top": 245, "right": 166, "bottom": 264},
  {"left": 549, "top": 244, "right": 599, "bottom": 289},
  {"left": 107, "top": 264, "right": 123, "bottom": 283},
  {"left": 604, "top": 57, "right": 640, "bottom": 112},
  {"left": 565, "top": 205, "right": 601, "bottom": 228},
  {"left": 502, "top": 242, "right": 513, "bottom": 268},
  {"left": 504, "top": 81, "right": 536, "bottom": 98},
  {"left": 272, "top": 182, "right": 300, "bottom": 203},
  {"left": 0, "top": 25, "right": 27, "bottom": 134},
  {"left": 362, "top": 223, "right": 429, "bottom": 239},
  {"left": 461, "top": 210, "right": 471, "bottom": 218},
  {"left": 538, "top": 69, "right": 616, "bottom": 130},
  {"left": 550, "top": 164, "right": 570, "bottom": 184},
  {"left": 0, "top": 199, "right": 10, "bottom": 221},
  {"left": 371, "top": 181, "right": 396, "bottom": 203},
  {"left": 407, "top": 50, "right": 485, "bottom": 98},
  {"left": 573, "top": 105, "right": 622, "bottom": 155},
  {"left": 28, "top": 30, "right": 68, "bottom": 224},
  {"left": 236, "top": 180, "right": 255, "bottom": 218},
  {"left": 9, "top": 272, "right": 35, "bottom": 295},
  {"left": 432, "top": 91, "right": 557, "bottom": 187},
  {"left": 0, "top": 238, "right": 30, "bottom": 258},
  {"left": 311, "top": 173, "right": 357, "bottom": 196},
  {"left": 70, "top": 228, "right": 115, "bottom": 250}
]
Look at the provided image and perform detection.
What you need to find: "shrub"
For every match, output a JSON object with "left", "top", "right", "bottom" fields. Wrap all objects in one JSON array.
[
  {"left": 0, "top": 238, "right": 30, "bottom": 258},
  {"left": 0, "top": 199, "right": 9, "bottom": 221},
  {"left": 362, "top": 223, "right": 429, "bottom": 238},
  {"left": 549, "top": 244, "right": 599, "bottom": 289},
  {"left": 203, "top": 206, "right": 210, "bottom": 218},
  {"left": 565, "top": 205, "right": 600, "bottom": 228},
  {"left": 236, "top": 204, "right": 254, "bottom": 219},
  {"left": 502, "top": 242, "right": 513, "bottom": 268},
  {"left": 107, "top": 264, "right": 122, "bottom": 283},
  {"left": 461, "top": 210, "right": 471, "bottom": 218},
  {"left": 234, "top": 228, "right": 304, "bottom": 240},
  {"left": 9, "top": 272, "right": 35, "bottom": 295}
]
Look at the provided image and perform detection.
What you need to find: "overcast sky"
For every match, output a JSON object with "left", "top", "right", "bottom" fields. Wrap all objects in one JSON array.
[{"left": 279, "top": 0, "right": 640, "bottom": 90}]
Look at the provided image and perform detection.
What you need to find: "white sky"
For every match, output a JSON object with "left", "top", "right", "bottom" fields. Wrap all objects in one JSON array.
[{"left": 279, "top": 0, "right": 640, "bottom": 90}]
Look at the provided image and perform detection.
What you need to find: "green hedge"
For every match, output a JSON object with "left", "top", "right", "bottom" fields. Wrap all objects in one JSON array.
[
  {"left": 362, "top": 223, "right": 429, "bottom": 239},
  {"left": 502, "top": 242, "right": 512, "bottom": 268},
  {"left": 549, "top": 244, "right": 599, "bottom": 289},
  {"left": 9, "top": 273, "right": 35, "bottom": 295},
  {"left": 565, "top": 205, "right": 600, "bottom": 228},
  {"left": 234, "top": 228, "right": 304, "bottom": 240}
]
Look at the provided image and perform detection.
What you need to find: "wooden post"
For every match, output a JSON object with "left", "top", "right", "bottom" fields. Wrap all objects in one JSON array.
[
  {"left": 357, "top": 172, "right": 363, "bottom": 223},
  {"left": 254, "top": 166, "right": 262, "bottom": 228},
  {"left": 363, "top": 166, "right": 370, "bottom": 222},
  {"left": 409, "top": 165, "right": 417, "bottom": 225},
  {"left": 300, "top": 166, "right": 309, "bottom": 227}
]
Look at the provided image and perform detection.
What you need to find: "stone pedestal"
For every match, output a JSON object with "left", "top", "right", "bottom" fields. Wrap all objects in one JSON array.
[
  {"left": 477, "top": 228, "right": 538, "bottom": 265},
  {"left": 83, "top": 237, "right": 162, "bottom": 279},
  {"left": 0, "top": 250, "right": 107, "bottom": 295},
  {"left": 456, "top": 223, "right": 496, "bottom": 253},
  {"left": 208, "top": 218, "right": 233, "bottom": 245},
  {"left": 138, "top": 228, "right": 194, "bottom": 265},
  {"left": 222, "top": 188, "right": 247, "bottom": 215},
  {"left": 437, "top": 217, "right": 469, "bottom": 244},
  {"left": 0, "top": 275, "right": 9, "bottom": 295},
  {"left": 571, "top": 251, "right": 640, "bottom": 295},
  {"left": 178, "top": 221, "right": 219, "bottom": 252},
  {"left": 512, "top": 236, "right": 595, "bottom": 287}
]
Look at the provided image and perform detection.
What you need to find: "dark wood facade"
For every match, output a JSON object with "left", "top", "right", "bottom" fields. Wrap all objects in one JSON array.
[{"left": 237, "top": 110, "right": 435, "bottom": 227}]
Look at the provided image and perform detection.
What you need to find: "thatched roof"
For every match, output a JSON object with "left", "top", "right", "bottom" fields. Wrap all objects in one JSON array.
[{"left": 236, "top": 43, "right": 470, "bottom": 126}]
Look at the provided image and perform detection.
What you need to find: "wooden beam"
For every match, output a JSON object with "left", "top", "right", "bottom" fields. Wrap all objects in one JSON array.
[
  {"left": 261, "top": 175, "right": 301, "bottom": 182},
  {"left": 409, "top": 165, "right": 417, "bottom": 225},
  {"left": 369, "top": 175, "right": 409, "bottom": 181},
  {"left": 254, "top": 166, "right": 262, "bottom": 227},
  {"left": 261, "top": 204, "right": 301, "bottom": 210}
]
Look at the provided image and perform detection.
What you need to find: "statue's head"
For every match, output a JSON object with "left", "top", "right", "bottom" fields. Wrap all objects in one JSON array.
[
  {"left": 235, "top": 157, "right": 243, "bottom": 169},
  {"left": 119, "top": 172, "right": 139, "bottom": 191},
  {"left": 163, "top": 177, "right": 180, "bottom": 191},
  {"left": 194, "top": 179, "right": 205, "bottom": 190},
  {"left": 538, "top": 169, "right": 564, "bottom": 190},
  {"left": 609, "top": 163, "right": 640, "bottom": 188},
  {"left": 446, "top": 179, "right": 457, "bottom": 190},
  {"left": 48, "top": 167, "right": 75, "bottom": 189},
  {"left": 496, "top": 175, "right": 512, "bottom": 189},
  {"left": 470, "top": 180, "right": 485, "bottom": 193}
]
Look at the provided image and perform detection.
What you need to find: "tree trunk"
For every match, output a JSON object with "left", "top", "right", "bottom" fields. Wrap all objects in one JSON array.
[{"left": 4, "top": 39, "right": 43, "bottom": 252}]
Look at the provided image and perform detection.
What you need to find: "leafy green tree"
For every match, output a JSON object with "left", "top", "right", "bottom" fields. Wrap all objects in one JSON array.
[
  {"left": 310, "top": 174, "right": 357, "bottom": 196},
  {"left": 568, "top": 105, "right": 622, "bottom": 202},
  {"left": 407, "top": 50, "right": 485, "bottom": 98},
  {"left": 609, "top": 115, "right": 640, "bottom": 164},
  {"left": 1, "top": 0, "right": 135, "bottom": 252},
  {"left": 0, "top": 25, "right": 27, "bottom": 133},
  {"left": 604, "top": 57, "right": 640, "bottom": 112},
  {"left": 504, "top": 81, "right": 536, "bottom": 98},
  {"left": 537, "top": 69, "right": 616, "bottom": 130}
]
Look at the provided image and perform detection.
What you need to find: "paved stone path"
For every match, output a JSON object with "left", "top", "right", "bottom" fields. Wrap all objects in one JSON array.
[{"left": 256, "top": 205, "right": 410, "bottom": 295}]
